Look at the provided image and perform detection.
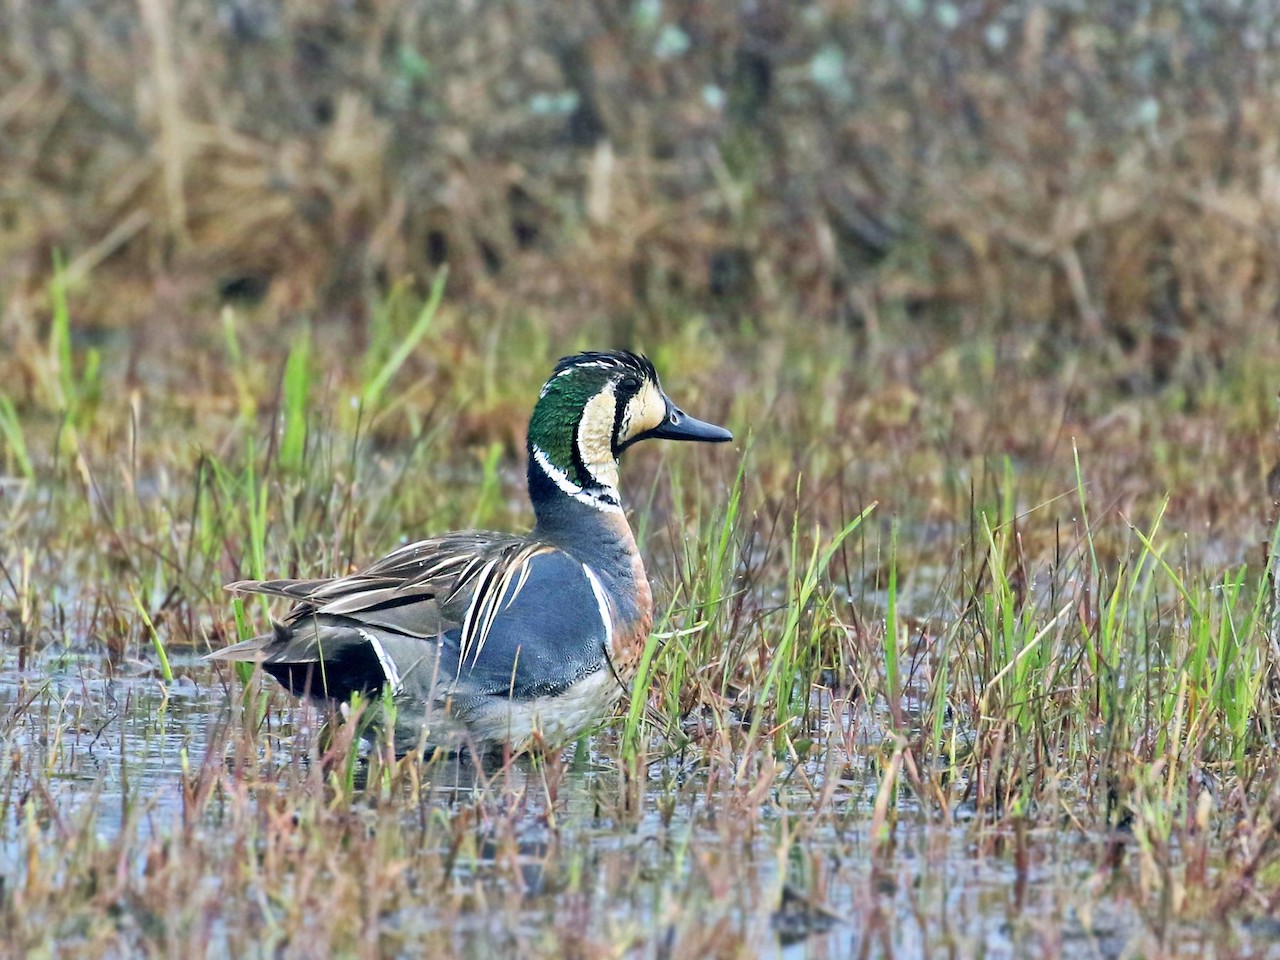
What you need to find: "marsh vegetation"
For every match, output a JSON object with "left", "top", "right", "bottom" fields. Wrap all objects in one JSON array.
[{"left": 4, "top": 2, "right": 1280, "bottom": 957}]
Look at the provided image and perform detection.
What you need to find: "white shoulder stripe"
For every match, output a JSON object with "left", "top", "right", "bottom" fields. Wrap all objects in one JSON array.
[
  {"left": 506, "top": 558, "right": 535, "bottom": 610},
  {"left": 582, "top": 564, "right": 614, "bottom": 652},
  {"left": 457, "top": 558, "right": 501, "bottom": 669}
]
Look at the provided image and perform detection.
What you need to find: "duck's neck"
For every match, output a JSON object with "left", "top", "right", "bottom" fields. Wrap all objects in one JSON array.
[
  {"left": 527, "top": 446, "right": 650, "bottom": 625},
  {"left": 527, "top": 442, "right": 626, "bottom": 548}
]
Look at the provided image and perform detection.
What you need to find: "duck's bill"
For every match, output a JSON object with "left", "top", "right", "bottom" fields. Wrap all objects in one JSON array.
[{"left": 647, "top": 405, "right": 733, "bottom": 443}]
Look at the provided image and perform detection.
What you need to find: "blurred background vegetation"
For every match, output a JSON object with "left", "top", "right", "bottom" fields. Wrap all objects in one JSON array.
[
  {"left": 4, "top": 0, "right": 1279, "bottom": 384},
  {"left": 3, "top": 0, "right": 1280, "bottom": 581},
  {"left": 7, "top": 8, "right": 1280, "bottom": 952}
]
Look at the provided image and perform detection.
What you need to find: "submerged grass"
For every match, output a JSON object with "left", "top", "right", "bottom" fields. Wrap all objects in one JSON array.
[
  {"left": 2, "top": 307, "right": 1280, "bottom": 955},
  {"left": 4, "top": 5, "right": 1280, "bottom": 952}
]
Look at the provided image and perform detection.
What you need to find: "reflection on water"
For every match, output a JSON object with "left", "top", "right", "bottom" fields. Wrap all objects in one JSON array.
[
  {"left": 1, "top": 656, "right": 225, "bottom": 836},
  {"left": 0, "top": 655, "right": 1272, "bottom": 958}
]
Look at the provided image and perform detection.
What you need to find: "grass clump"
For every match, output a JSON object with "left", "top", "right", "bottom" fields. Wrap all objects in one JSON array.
[
  {"left": 3, "top": 4, "right": 1280, "bottom": 956},
  {"left": 3, "top": 288, "right": 1280, "bottom": 952}
]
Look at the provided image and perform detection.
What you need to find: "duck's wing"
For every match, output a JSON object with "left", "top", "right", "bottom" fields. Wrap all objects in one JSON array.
[
  {"left": 212, "top": 533, "right": 615, "bottom": 708},
  {"left": 276, "top": 533, "right": 549, "bottom": 632},
  {"left": 215, "top": 531, "right": 539, "bottom": 657}
]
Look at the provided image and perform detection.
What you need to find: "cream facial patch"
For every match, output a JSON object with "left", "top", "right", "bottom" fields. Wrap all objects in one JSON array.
[
  {"left": 619, "top": 382, "right": 667, "bottom": 444},
  {"left": 577, "top": 388, "right": 621, "bottom": 490}
]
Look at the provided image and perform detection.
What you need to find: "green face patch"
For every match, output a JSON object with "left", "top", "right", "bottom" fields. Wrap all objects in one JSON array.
[{"left": 528, "top": 366, "right": 615, "bottom": 487}]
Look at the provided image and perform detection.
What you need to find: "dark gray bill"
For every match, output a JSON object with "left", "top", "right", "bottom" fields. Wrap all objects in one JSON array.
[{"left": 645, "top": 404, "right": 733, "bottom": 443}]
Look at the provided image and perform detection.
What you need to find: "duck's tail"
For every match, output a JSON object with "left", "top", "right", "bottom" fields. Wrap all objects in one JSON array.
[
  {"left": 204, "top": 620, "right": 291, "bottom": 662},
  {"left": 204, "top": 636, "right": 269, "bottom": 662}
]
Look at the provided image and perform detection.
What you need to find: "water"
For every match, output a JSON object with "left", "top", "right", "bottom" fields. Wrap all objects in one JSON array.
[{"left": 2, "top": 655, "right": 1276, "bottom": 958}]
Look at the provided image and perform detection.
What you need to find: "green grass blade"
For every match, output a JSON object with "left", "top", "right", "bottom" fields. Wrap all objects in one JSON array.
[
  {"left": 130, "top": 586, "right": 174, "bottom": 683},
  {"left": 280, "top": 327, "right": 312, "bottom": 472},
  {"left": 0, "top": 396, "right": 34, "bottom": 479},
  {"left": 362, "top": 268, "right": 448, "bottom": 413}
]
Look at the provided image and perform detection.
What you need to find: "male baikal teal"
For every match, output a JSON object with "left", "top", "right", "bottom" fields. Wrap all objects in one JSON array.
[{"left": 209, "top": 351, "right": 733, "bottom": 754}]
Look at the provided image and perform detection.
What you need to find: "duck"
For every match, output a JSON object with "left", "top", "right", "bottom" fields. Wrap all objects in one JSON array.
[{"left": 208, "top": 350, "right": 733, "bottom": 754}]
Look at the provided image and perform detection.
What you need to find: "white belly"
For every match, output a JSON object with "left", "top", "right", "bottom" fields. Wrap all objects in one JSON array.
[{"left": 389, "top": 668, "right": 623, "bottom": 754}]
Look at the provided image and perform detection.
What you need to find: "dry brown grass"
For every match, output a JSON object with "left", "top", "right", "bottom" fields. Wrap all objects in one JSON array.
[
  {"left": 5, "top": 3, "right": 1280, "bottom": 957},
  {"left": 3, "top": 2, "right": 1279, "bottom": 369}
]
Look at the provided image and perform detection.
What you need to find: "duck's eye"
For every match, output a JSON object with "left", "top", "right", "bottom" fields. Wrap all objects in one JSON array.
[{"left": 618, "top": 375, "right": 641, "bottom": 393}]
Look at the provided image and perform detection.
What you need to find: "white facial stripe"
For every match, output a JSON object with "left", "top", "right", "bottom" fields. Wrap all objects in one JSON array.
[
  {"left": 582, "top": 564, "right": 615, "bottom": 652},
  {"left": 531, "top": 445, "right": 622, "bottom": 514},
  {"left": 541, "top": 361, "right": 615, "bottom": 399},
  {"left": 540, "top": 366, "right": 583, "bottom": 398}
]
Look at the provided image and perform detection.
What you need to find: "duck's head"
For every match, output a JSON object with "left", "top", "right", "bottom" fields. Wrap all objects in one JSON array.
[{"left": 527, "top": 350, "right": 732, "bottom": 512}]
